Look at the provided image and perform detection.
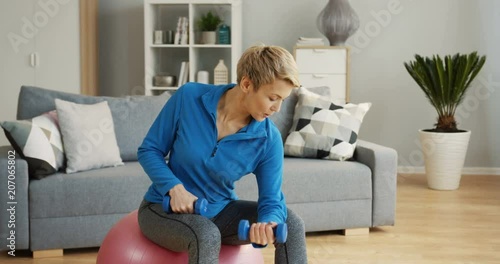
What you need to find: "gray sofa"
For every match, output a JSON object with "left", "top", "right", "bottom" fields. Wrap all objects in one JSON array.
[{"left": 0, "top": 85, "right": 397, "bottom": 256}]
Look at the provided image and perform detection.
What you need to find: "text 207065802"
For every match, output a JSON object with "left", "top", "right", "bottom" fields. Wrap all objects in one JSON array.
[{"left": 6, "top": 150, "right": 17, "bottom": 256}]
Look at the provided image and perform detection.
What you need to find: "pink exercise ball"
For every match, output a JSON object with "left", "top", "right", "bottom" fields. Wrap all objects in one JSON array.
[{"left": 97, "top": 210, "right": 265, "bottom": 264}]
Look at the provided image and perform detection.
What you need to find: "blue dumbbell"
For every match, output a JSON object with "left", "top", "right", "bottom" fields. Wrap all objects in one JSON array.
[
  {"left": 238, "top": 219, "right": 288, "bottom": 243},
  {"left": 162, "top": 196, "right": 208, "bottom": 216}
]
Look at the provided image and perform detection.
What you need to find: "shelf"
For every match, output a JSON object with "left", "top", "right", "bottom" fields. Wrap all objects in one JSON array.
[
  {"left": 144, "top": 0, "right": 242, "bottom": 95},
  {"left": 147, "top": 85, "right": 179, "bottom": 91},
  {"left": 191, "top": 44, "right": 232, "bottom": 48},
  {"left": 149, "top": 44, "right": 232, "bottom": 48},
  {"left": 150, "top": 44, "right": 189, "bottom": 48}
]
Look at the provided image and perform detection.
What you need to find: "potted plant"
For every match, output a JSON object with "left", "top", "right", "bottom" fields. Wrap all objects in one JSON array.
[
  {"left": 404, "top": 52, "right": 486, "bottom": 190},
  {"left": 197, "top": 11, "right": 222, "bottom": 44}
]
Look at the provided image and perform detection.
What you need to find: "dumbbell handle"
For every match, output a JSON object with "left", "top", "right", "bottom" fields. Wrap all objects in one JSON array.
[
  {"left": 162, "top": 196, "right": 208, "bottom": 216},
  {"left": 238, "top": 219, "right": 288, "bottom": 244}
]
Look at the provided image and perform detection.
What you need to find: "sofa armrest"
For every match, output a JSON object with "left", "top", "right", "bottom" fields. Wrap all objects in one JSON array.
[
  {"left": 0, "top": 145, "right": 30, "bottom": 251},
  {"left": 354, "top": 140, "right": 398, "bottom": 227}
]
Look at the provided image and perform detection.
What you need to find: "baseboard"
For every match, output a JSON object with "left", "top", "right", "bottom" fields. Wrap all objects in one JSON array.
[{"left": 398, "top": 166, "right": 500, "bottom": 176}]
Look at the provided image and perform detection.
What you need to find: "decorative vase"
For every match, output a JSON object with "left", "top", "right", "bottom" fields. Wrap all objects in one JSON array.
[
  {"left": 197, "top": 70, "right": 209, "bottom": 84},
  {"left": 419, "top": 130, "right": 471, "bottom": 190},
  {"left": 214, "top": 60, "right": 228, "bottom": 85},
  {"left": 316, "top": 0, "right": 360, "bottom": 46},
  {"left": 218, "top": 24, "right": 230, "bottom": 44}
]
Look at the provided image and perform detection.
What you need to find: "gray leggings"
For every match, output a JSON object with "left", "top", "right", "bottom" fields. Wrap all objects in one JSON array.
[{"left": 138, "top": 199, "right": 308, "bottom": 264}]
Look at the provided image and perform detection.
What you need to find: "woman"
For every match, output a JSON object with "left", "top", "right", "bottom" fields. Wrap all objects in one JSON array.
[{"left": 137, "top": 45, "right": 308, "bottom": 264}]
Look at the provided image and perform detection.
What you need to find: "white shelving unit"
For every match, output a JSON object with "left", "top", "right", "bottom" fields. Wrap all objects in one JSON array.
[
  {"left": 294, "top": 46, "right": 350, "bottom": 104},
  {"left": 144, "top": 0, "right": 242, "bottom": 95}
]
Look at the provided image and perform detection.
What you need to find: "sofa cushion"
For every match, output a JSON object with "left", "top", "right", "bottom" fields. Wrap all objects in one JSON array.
[
  {"left": 1, "top": 111, "right": 65, "bottom": 179},
  {"left": 55, "top": 99, "right": 123, "bottom": 173},
  {"left": 235, "top": 158, "right": 372, "bottom": 203},
  {"left": 17, "top": 86, "right": 171, "bottom": 161},
  {"left": 269, "top": 86, "right": 330, "bottom": 143},
  {"left": 29, "top": 162, "right": 151, "bottom": 219},
  {"left": 284, "top": 87, "right": 371, "bottom": 161}
]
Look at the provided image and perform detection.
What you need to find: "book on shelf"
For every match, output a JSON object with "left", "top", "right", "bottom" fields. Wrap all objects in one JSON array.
[
  {"left": 178, "top": 61, "right": 189, "bottom": 86},
  {"left": 296, "top": 37, "right": 325, "bottom": 46},
  {"left": 174, "top": 17, "right": 182, "bottom": 45},
  {"left": 180, "top": 17, "right": 188, "bottom": 45},
  {"left": 182, "top": 61, "right": 189, "bottom": 85},
  {"left": 174, "top": 16, "right": 188, "bottom": 45},
  {"left": 178, "top": 62, "right": 185, "bottom": 86}
]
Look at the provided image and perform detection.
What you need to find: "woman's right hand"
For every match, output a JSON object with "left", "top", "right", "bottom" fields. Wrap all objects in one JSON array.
[{"left": 168, "top": 184, "right": 198, "bottom": 214}]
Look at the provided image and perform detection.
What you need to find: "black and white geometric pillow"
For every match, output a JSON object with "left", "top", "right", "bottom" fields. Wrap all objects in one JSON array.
[
  {"left": 284, "top": 87, "right": 371, "bottom": 161},
  {"left": 1, "top": 110, "right": 65, "bottom": 179}
]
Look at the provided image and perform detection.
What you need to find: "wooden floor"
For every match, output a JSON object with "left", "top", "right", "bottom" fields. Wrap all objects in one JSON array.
[{"left": 1, "top": 174, "right": 499, "bottom": 263}]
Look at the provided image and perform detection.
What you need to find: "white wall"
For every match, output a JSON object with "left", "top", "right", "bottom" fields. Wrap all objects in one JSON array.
[
  {"left": 345, "top": 0, "right": 499, "bottom": 169},
  {"left": 95, "top": 0, "right": 497, "bottom": 169},
  {"left": 241, "top": 0, "right": 500, "bottom": 169},
  {"left": 0, "top": 0, "right": 80, "bottom": 146}
]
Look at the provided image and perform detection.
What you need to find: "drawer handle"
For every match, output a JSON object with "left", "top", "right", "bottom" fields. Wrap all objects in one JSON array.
[
  {"left": 312, "top": 49, "right": 327, "bottom": 53},
  {"left": 312, "top": 74, "right": 327, "bottom": 78}
]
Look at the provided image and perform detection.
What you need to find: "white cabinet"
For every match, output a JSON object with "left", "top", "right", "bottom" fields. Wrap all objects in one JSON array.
[
  {"left": 294, "top": 46, "right": 350, "bottom": 104},
  {"left": 0, "top": 0, "right": 80, "bottom": 146},
  {"left": 144, "top": 0, "right": 242, "bottom": 96}
]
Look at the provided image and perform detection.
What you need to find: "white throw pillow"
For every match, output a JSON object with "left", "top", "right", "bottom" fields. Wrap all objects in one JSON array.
[
  {"left": 284, "top": 87, "right": 371, "bottom": 161},
  {"left": 55, "top": 99, "right": 124, "bottom": 173}
]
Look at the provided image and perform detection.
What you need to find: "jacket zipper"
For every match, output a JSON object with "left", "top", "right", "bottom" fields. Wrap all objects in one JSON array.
[{"left": 211, "top": 143, "right": 219, "bottom": 157}]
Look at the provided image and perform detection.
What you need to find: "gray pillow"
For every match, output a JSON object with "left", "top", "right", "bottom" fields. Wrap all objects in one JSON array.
[
  {"left": 55, "top": 99, "right": 124, "bottom": 173},
  {"left": 270, "top": 86, "right": 331, "bottom": 143}
]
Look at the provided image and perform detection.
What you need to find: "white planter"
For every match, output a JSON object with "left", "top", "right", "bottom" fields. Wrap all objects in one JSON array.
[
  {"left": 419, "top": 130, "right": 471, "bottom": 190},
  {"left": 201, "top": 31, "right": 216, "bottom": 44}
]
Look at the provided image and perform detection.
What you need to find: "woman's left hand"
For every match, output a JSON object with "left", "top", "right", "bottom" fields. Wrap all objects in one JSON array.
[{"left": 249, "top": 222, "right": 278, "bottom": 246}]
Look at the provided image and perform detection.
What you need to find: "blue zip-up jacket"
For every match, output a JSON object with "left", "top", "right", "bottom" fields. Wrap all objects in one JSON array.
[{"left": 137, "top": 82, "right": 287, "bottom": 224}]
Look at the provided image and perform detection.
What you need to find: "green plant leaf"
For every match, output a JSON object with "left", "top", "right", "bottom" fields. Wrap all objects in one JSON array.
[
  {"left": 197, "top": 11, "right": 222, "bottom": 31},
  {"left": 404, "top": 52, "right": 486, "bottom": 132}
]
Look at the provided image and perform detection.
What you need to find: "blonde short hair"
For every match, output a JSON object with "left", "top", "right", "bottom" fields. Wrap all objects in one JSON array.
[{"left": 236, "top": 45, "right": 300, "bottom": 90}]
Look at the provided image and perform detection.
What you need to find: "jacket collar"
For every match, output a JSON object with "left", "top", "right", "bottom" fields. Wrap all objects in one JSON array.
[{"left": 201, "top": 84, "right": 267, "bottom": 138}]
